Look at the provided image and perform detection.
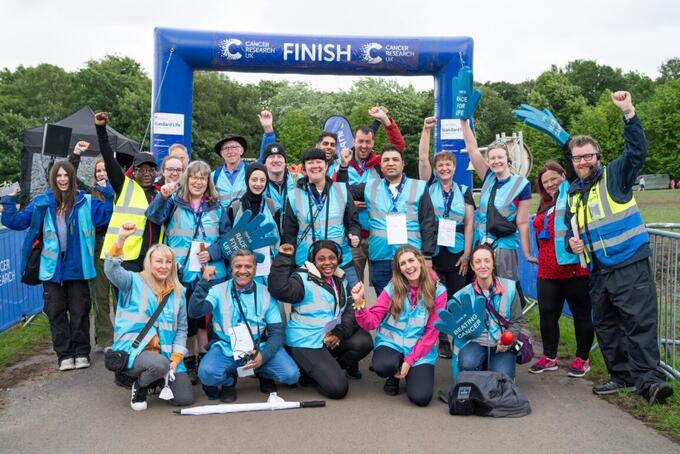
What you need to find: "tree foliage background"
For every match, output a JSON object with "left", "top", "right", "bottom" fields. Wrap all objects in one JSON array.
[{"left": 1, "top": 56, "right": 679, "bottom": 184}]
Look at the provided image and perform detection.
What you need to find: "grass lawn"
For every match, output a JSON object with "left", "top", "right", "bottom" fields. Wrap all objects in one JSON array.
[{"left": 0, "top": 314, "right": 51, "bottom": 369}]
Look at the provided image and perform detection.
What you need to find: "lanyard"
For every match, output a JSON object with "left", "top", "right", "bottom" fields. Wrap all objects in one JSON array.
[
  {"left": 231, "top": 283, "right": 260, "bottom": 348},
  {"left": 384, "top": 177, "right": 406, "bottom": 213},
  {"left": 191, "top": 201, "right": 206, "bottom": 239},
  {"left": 304, "top": 183, "right": 331, "bottom": 243},
  {"left": 307, "top": 184, "right": 327, "bottom": 210},
  {"left": 538, "top": 206, "right": 554, "bottom": 240},
  {"left": 441, "top": 185, "right": 455, "bottom": 218}
]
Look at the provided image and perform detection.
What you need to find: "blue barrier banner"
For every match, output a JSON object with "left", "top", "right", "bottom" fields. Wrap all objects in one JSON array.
[
  {"left": 0, "top": 228, "right": 43, "bottom": 333},
  {"left": 323, "top": 115, "right": 354, "bottom": 157}
]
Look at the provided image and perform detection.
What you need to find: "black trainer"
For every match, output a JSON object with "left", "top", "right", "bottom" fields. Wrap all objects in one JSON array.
[
  {"left": 258, "top": 377, "right": 278, "bottom": 394},
  {"left": 185, "top": 355, "right": 199, "bottom": 386},
  {"left": 346, "top": 364, "right": 362, "bottom": 379},
  {"left": 646, "top": 382, "right": 673, "bottom": 404},
  {"left": 592, "top": 379, "right": 636, "bottom": 395},
  {"left": 220, "top": 385, "right": 237, "bottom": 403},
  {"left": 202, "top": 385, "right": 220, "bottom": 400},
  {"left": 438, "top": 340, "right": 453, "bottom": 359},
  {"left": 384, "top": 377, "right": 400, "bottom": 396},
  {"left": 130, "top": 380, "right": 148, "bottom": 411}
]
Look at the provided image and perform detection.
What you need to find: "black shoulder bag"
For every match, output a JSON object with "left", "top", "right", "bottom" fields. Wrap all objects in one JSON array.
[
  {"left": 104, "top": 291, "right": 173, "bottom": 372},
  {"left": 486, "top": 182, "right": 518, "bottom": 239}
]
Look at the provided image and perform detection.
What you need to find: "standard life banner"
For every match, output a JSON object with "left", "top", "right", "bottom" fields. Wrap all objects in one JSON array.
[{"left": 212, "top": 35, "right": 420, "bottom": 73}]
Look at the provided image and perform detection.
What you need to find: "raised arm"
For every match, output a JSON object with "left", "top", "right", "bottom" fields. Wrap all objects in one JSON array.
[
  {"left": 461, "top": 119, "right": 489, "bottom": 180},
  {"left": 418, "top": 117, "right": 435, "bottom": 181},
  {"left": 257, "top": 110, "right": 276, "bottom": 162},
  {"left": 268, "top": 245, "right": 306, "bottom": 304},
  {"left": 95, "top": 113, "right": 125, "bottom": 195},
  {"left": 103, "top": 223, "right": 137, "bottom": 295}
]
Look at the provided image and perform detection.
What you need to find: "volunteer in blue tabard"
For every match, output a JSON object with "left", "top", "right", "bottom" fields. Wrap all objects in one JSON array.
[
  {"left": 2, "top": 160, "right": 113, "bottom": 372},
  {"left": 418, "top": 116, "right": 475, "bottom": 360},
  {"left": 339, "top": 145, "right": 437, "bottom": 296},
  {"left": 282, "top": 148, "right": 361, "bottom": 289},
  {"left": 455, "top": 245, "right": 524, "bottom": 380},
  {"left": 189, "top": 250, "right": 300, "bottom": 403},
  {"left": 211, "top": 134, "right": 250, "bottom": 208},
  {"left": 223, "top": 163, "right": 281, "bottom": 285},
  {"left": 261, "top": 143, "right": 300, "bottom": 220},
  {"left": 104, "top": 223, "right": 194, "bottom": 411},
  {"left": 146, "top": 160, "right": 230, "bottom": 384},
  {"left": 462, "top": 119, "right": 534, "bottom": 281},
  {"left": 564, "top": 92, "right": 670, "bottom": 403},
  {"left": 269, "top": 241, "right": 373, "bottom": 399}
]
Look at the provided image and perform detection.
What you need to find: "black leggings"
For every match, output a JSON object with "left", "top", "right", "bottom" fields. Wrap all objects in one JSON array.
[
  {"left": 287, "top": 330, "right": 373, "bottom": 399},
  {"left": 537, "top": 276, "right": 594, "bottom": 359},
  {"left": 370, "top": 346, "right": 435, "bottom": 407}
]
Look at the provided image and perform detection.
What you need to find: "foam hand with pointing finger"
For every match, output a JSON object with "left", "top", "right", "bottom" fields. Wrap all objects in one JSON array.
[
  {"left": 513, "top": 104, "right": 570, "bottom": 148},
  {"left": 217, "top": 209, "right": 277, "bottom": 262},
  {"left": 452, "top": 66, "right": 482, "bottom": 119}
]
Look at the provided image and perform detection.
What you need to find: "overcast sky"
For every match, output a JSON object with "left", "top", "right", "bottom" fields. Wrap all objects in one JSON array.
[{"left": 3, "top": 0, "right": 679, "bottom": 92}]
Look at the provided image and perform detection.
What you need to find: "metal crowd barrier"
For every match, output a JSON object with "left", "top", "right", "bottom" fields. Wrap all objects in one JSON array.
[{"left": 647, "top": 224, "right": 680, "bottom": 379}]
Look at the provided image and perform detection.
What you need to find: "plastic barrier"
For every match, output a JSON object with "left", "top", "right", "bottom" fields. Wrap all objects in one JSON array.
[{"left": 0, "top": 227, "right": 43, "bottom": 333}]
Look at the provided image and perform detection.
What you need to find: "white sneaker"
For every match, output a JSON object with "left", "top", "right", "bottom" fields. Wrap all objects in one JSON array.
[
  {"left": 75, "top": 357, "right": 90, "bottom": 369},
  {"left": 130, "top": 380, "right": 148, "bottom": 411},
  {"left": 59, "top": 358, "right": 75, "bottom": 371}
]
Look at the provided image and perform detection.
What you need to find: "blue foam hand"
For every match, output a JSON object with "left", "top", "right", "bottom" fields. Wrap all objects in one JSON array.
[
  {"left": 451, "top": 66, "right": 482, "bottom": 119},
  {"left": 434, "top": 292, "right": 486, "bottom": 343},
  {"left": 219, "top": 209, "right": 277, "bottom": 261},
  {"left": 513, "top": 104, "right": 570, "bottom": 147}
]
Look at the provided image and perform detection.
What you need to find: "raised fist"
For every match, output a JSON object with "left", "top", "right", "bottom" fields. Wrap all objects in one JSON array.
[
  {"left": 340, "top": 148, "right": 353, "bottom": 167},
  {"left": 95, "top": 112, "right": 108, "bottom": 126},
  {"left": 610, "top": 91, "right": 633, "bottom": 113},
  {"left": 73, "top": 140, "right": 90, "bottom": 155},
  {"left": 279, "top": 243, "right": 295, "bottom": 255},
  {"left": 423, "top": 116, "right": 436, "bottom": 131},
  {"left": 202, "top": 265, "right": 216, "bottom": 281},
  {"left": 257, "top": 110, "right": 274, "bottom": 134},
  {"left": 368, "top": 106, "right": 389, "bottom": 125},
  {"left": 119, "top": 222, "right": 137, "bottom": 239}
]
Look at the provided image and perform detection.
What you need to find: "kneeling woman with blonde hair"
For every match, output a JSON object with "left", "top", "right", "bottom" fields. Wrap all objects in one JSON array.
[
  {"left": 105, "top": 223, "right": 194, "bottom": 411},
  {"left": 352, "top": 245, "right": 447, "bottom": 406}
]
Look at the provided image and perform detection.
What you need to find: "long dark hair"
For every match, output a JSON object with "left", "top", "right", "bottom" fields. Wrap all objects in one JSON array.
[
  {"left": 536, "top": 160, "right": 567, "bottom": 214},
  {"left": 49, "top": 160, "right": 78, "bottom": 216}
]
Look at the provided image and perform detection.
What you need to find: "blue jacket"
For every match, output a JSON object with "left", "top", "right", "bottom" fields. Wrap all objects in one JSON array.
[{"left": 1, "top": 186, "right": 113, "bottom": 282}]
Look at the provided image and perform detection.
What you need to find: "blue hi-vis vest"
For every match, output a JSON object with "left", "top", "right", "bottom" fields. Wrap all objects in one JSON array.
[
  {"left": 40, "top": 195, "right": 96, "bottom": 281},
  {"left": 366, "top": 177, "right": 427, "bottom": 261},
  {"left": 429, "top": 180, "right": 468, "bottom": 255},
  {"left": 112, "top": 275, "right": 188, "bottom": 372},
  {"left": 165, "top": 199, "right": 227, "bottom": 284},
  {"left": 476, "top": 172, "right": 529, "bottom": 250},
  {"left": 285, "top": 267, "right": 348, "bottom": 349},
  {"left": 553, "top": 181, "right": 579, "bottom": 265},
  {"left": 568, "top": 167, "right": 649, "bottom": 269},
  {"left": 212, "top": 164, "right": 247, "bottom": 209},
  {"left": 350, "top": 165, "right": 379, "bottom": 230},
  {"left": 288, "top": 182, "right": 352, "bottom": 268},
  {"left": 203, "top": 279, "right": 277, "bottom": 359},
  {"left": 374, "top": 282, "right": 446, "bottom": 366},
  {"left": 266, "top": 172, "right": 300, "bottom": 214},
  {"left": 453, "top": 278, "right": 516, "bottom": 345}
]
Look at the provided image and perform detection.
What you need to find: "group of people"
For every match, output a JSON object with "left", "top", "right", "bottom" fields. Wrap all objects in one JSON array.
[{"left": 1, "top": 88, "right": 672, "bottom": 412}]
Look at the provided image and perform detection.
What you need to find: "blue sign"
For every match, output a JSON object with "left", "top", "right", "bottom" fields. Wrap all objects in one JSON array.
[
  {"left": 323, "top": 115, "right": 354, "bottom": 157},
  {"left": 152, "top": 28, "right": 474, "bottom": 187}
]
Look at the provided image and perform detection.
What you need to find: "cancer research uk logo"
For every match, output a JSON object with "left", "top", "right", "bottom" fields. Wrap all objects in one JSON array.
[
  {"left": 220, "top": 38, "right": 243, "bottom": 60},
  {"left": 361, "top": 42, "right": 383, "bottom": 64}
]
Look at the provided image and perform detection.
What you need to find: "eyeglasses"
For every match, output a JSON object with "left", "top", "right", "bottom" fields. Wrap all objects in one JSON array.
[
  {"left": 571, "top": 153, "right": 598, "bottom": 163},
  {"left": 222, "top": 145, "right": 243, "bottom": 151},
  {"left": 189, "top": 175, "right": 209, "bottom": 182},
  {"left": 135, "top": 167, "right": 156, "bottom": 175},
  {"left": 165, "top": 167, "right": 183, "bottom": 173}
]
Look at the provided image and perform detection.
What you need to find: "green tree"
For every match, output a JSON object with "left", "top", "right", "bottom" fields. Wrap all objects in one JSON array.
[
  {"left": 276, "top": 109, "right": 317, "bottom": 164},
  {"left": 528, "top": 70, "right": 587, "bottom": 130},
  {"left": 0, "top": 112, "right": 33, "bottom": 182},
  {"left": 637, "top": 79, "right": 680, "bottom": 177},
  {"left": 657, "top": 57, "right": 680, "bottom": 84},
  {"left": 563, "top": 60, "right": 627, "bottom": 105}
]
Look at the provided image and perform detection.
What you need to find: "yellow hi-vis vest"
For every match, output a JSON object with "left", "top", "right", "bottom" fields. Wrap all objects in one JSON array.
[
  {"left": 100, "top": 177, "right": 150, "bottom": 261},
  {"left": 568, "top": 167, "right": 648, "bottom": 268}
]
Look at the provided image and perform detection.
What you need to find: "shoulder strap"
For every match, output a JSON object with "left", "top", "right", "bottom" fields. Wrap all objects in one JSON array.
[
  {"left": 131, "top": 291, "right": 173, "bottom": 349},
  {"left": 485, "top": 297, "right": 510, "bottom": 329},
  {"left": 213, "top": 167, "right": 223, "bottom": 185}
]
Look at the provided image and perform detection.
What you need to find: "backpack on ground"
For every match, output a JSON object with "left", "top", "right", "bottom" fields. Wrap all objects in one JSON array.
[{"left": 440, "top": 370, "right": 531, "bottom": 418}]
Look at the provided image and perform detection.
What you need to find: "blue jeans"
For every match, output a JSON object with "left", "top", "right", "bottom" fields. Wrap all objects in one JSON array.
[
  {"left": 198, "top": 345, "right": 300, "bottom": 387},
  {"left": 342, "top": 264, "right": 360, "bottom": 291},
  {"left": 370, "top": 260, "right": 393, "bottom": 296},
  {"left": 458, "top": 341, "right": 517, "bottom": 379}
]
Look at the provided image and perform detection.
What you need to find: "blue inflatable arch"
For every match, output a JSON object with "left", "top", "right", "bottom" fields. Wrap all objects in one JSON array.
[{"left": 152, "top": 27, "right": 474, "bottom": 186}]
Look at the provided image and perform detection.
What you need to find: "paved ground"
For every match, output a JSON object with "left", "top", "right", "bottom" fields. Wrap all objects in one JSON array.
[{"left": 1, "top": 346, "right": 678, "bottom": 454}]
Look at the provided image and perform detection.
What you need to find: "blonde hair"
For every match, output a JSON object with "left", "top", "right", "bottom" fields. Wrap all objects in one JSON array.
[
  {"left": 140, "top": 244, "right": 183, "bottom": 300},
  {"left": 389, "top": 245, "right": 437, "bottom": 319},
  {"left": 178, "top": 160, "right": 218, "bottom": 203}
]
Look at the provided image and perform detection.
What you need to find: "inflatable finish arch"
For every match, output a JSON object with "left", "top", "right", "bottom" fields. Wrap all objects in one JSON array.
[{"left": 152, "top": 28, "right": 474, "bottom": 186}]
